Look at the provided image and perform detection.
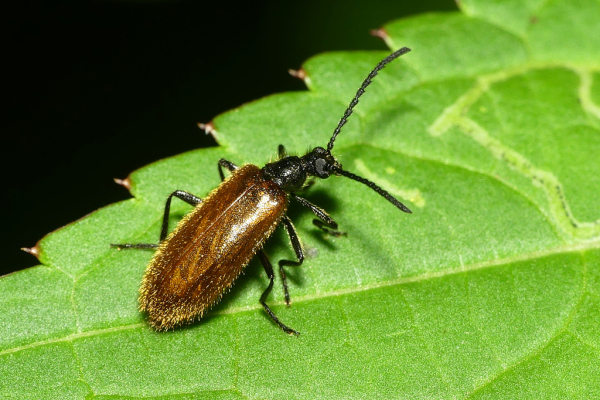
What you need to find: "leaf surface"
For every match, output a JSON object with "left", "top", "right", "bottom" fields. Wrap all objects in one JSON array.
[{"left": 2, "top": 1, "right": 600, "bottom": 398}]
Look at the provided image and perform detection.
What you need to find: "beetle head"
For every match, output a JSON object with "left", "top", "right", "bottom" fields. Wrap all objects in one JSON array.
[{"left": 301, "top": 146, "right": 342, "bottom": 179}]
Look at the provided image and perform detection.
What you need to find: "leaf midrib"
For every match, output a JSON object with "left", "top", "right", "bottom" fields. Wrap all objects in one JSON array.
[{"left": 3, "top": 238, "right": 598, "bottom": 358}]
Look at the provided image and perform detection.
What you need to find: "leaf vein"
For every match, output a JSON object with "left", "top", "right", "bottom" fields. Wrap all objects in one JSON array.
[{"left": 465, "top": 251, "right": 589, "bottom": 398}]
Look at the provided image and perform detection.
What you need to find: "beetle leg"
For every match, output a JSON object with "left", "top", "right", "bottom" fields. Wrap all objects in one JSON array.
[
  {"left": 110, "top": 190, "right": 202, "bottom": 249},
  {"left": 300, "top": 178, "right": 316, "bottom": 191},
  {"left": 218, "top": 159, "right": 238, "bottom": 181},
  {"left": 279, "top": 215, "right": 304, "bottom": 306},
  {"left": 278, "top": 144, "right": 286, "bottom": 159},
  {"left": 110, "top": 243, "right": 159, "bottom": 249},
  {"left": 257, "top": 250, "right": 299, "bottom": 336},
  {"left": 157, "top": 191, "right": 202, "bottom": 241},
  {"left": 291, "top": 193, "right": 347, "bottom": 237}
]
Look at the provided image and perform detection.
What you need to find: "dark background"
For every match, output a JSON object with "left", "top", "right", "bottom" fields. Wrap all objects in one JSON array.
[{"left": 2, "top": 0, "right": 457, "bottom": 275}]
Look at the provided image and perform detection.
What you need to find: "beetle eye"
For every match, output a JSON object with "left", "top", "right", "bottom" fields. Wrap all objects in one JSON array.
[{"left": 315, "top": 158, "right": 328, "bottom": 177}]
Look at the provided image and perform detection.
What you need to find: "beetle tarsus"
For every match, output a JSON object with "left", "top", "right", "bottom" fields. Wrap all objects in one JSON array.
[
  {"left": 110, "top": 243, "right": 159, "bottom": 249},
  {"left": 312, "top": 219, "right": 347, "bottom": 237}
]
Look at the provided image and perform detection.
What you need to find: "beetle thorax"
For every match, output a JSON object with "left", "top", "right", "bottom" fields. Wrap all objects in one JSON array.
[
  {"left": 262, "top": 147, "right": 342, "bottom": 193},
  {"left": 262, "top": 156, "right": 308, "bottom": 193}
]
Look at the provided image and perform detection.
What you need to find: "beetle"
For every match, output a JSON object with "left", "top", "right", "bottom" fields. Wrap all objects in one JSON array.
[{"left": 112, "top": 47, "right": 412, "bottom": 335}]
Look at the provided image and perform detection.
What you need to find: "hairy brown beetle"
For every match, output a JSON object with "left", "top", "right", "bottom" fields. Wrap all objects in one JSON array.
[{"left": 112, "top": 47, "right": 412, "bottom": 335}]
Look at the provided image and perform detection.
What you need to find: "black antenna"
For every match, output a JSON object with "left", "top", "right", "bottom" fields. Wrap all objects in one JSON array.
[
  {"left": 326, "top": 47, "right": 411, "bottom": 153},
  {"left": 331, "top": 166, "right": 412, "bottom": 213}
]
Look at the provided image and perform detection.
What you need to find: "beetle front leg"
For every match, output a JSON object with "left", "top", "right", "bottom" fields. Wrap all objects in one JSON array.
[{"left": 291, "top": 193, "right": 347, "bottom": 237}]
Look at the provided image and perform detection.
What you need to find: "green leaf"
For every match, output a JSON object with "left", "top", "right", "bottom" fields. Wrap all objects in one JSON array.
[{"left": 2, "top": 1, "right": 600, "bottom": 398}]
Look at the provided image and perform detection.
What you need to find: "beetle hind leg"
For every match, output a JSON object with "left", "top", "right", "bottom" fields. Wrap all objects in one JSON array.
[
  {"left": 218, "top": 159, "right": 238, "bottom": 181},
  {"left": 257, "top": 249, "right": 299, "bottom": 336},
  {"left": 111, "top": 190, "right": 202, "bottom": 249}
]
